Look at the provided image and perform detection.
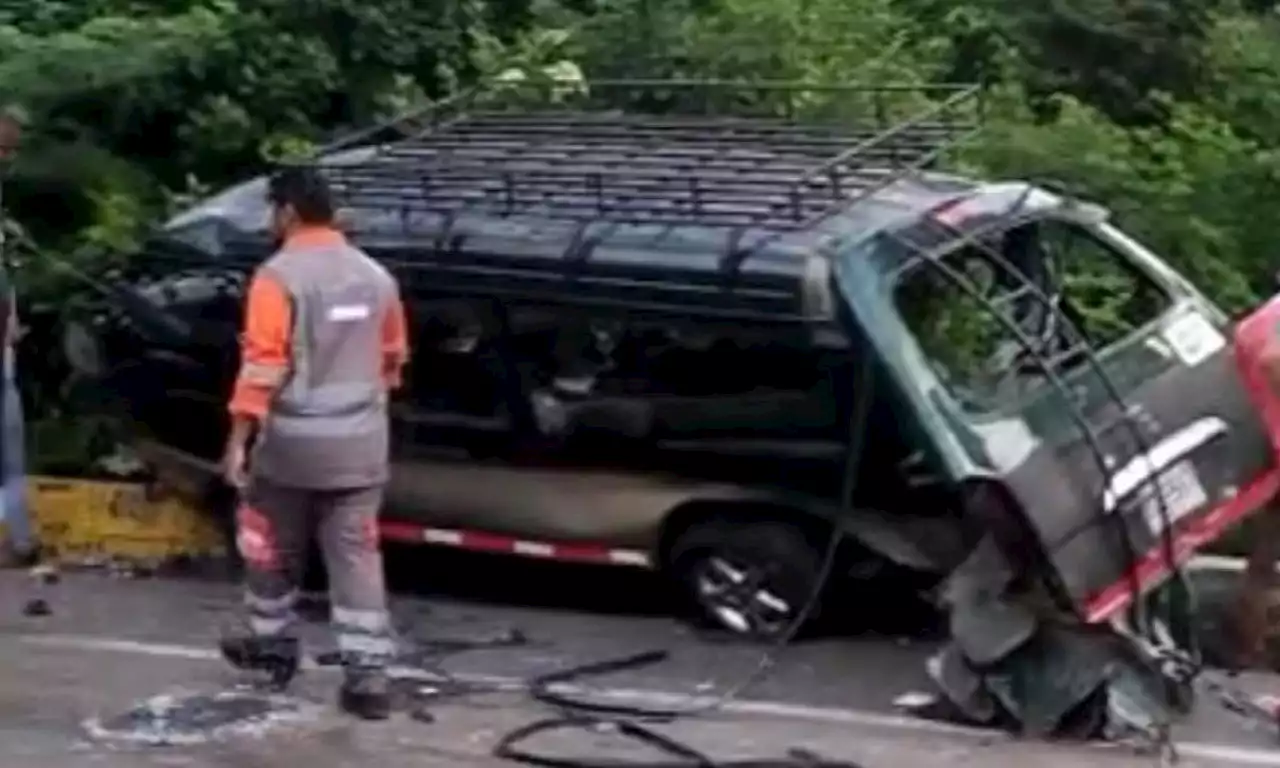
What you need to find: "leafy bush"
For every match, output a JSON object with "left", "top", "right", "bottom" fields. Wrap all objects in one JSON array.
[{"left": 7, "top": 0, "right": 1280, "bottom": 481}]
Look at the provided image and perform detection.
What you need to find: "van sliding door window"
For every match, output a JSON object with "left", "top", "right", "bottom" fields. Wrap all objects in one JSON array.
[
  {"left": 894, "top": 218, "right": 1173, "bottom": 410},
  {"left": 400, "top": 297, "right": 509, "bottom": 422},
  {"left": 504, "top": 308, "right": 844, "bottom": 441}
]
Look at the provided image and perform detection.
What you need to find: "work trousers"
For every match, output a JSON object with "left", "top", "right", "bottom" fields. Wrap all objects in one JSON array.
[
  {"left": 0, "top": 347, "right": 30, "bottom": 553},
  {"left": 237, "top": 478, "right": 394, "bottom": 669}
]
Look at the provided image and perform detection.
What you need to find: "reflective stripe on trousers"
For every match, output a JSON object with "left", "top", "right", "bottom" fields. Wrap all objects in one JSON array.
[
  {"left": 333, "top": 606, "right": 395, "bottom": 661},
  {"left": 239, "top": 479, "right": 393, "bottom": 668},
  {"left": 246, "top": 589, "right": 299, "bottom": 637}
]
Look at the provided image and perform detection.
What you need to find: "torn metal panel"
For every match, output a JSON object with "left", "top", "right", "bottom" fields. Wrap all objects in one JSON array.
[
  {"left": 925, "top": 644, "right": 1000, "bottom": 724},
  {"left": 979, "top": 623, "right": 1117, "bottom": 737},
  {"left": 913, "top": 528, "right": 1194, "bottom": 742},
  {"left": 835, "top": 506, "right": 972, "bottom": 575},
  {"left": 940, "top": 537, "right": 1036, "bottom": 665},
  {"left": 921, "top": 611, "right": 1181, "bottom": 740}
]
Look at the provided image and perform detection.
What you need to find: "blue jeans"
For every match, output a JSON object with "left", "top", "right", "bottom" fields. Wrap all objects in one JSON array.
[{"left": 0, "top": 350, "right": 30, "bottom": 552}]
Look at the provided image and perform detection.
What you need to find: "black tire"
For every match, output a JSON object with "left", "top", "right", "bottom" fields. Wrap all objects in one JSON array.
[{"left": 667, "top": 519, "right": 826, "bottom": 641}]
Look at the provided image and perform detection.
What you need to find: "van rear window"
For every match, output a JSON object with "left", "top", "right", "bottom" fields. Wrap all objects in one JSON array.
[{"left": 893, "top": 219, "right": 1173, "bottom": 409}]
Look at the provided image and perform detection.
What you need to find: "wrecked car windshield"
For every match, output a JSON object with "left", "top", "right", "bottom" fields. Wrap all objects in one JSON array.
[{"left": 893, "top": 218, "right": 1173, "bottom": 411}]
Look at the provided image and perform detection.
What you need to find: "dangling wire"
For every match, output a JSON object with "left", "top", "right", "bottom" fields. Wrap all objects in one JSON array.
[{"left": 493, "top": 358, "right": 878, "bottom": 766}]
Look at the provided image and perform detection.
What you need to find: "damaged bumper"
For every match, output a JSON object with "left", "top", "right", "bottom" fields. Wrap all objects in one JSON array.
[{"left": 900, "top": 534, "right": 1200, "bottom": 742}]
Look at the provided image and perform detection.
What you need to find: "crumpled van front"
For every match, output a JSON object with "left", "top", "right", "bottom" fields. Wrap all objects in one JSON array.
[{"left": 847, "top": 184, "right": 1277, "bottom": 624}]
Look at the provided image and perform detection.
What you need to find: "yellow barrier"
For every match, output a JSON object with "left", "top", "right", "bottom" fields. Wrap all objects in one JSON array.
[{"left": 23, "top": 476, "right": 226, "bottom": 565}]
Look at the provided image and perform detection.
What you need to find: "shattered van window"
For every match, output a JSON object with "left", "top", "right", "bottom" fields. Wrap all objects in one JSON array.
[
  {"left": 894, "top": 219, "right": 1172, "bottom": 409},
  {"left": 1038, "top": 220, "right": 1170, "bottom": 348},
  {"left": 895, "top": 243, "right": 1014, "bottom": 408}
]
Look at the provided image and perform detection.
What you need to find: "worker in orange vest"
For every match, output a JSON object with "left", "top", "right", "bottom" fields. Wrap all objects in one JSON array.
[{"left": 220, "top": 167, "right": 409, "bottom": 719}]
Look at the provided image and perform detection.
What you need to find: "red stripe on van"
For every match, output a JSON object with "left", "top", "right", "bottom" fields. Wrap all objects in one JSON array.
[
  {"left": 376, "top": 519, "right": 653, "bottom": 568},
  {"left": 1085, "top": 468, "right": 1280, "bottom": 623}
]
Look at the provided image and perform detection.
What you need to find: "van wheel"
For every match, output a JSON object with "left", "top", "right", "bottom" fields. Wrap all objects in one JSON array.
[{"left": 668, "top": 520, "right": 825, "bottom": 641}]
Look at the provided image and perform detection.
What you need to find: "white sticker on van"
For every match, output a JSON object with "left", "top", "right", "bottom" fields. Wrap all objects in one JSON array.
[
  {"left": 1101, "top": 415, "right": 1227, "bottom": 520},
  {"left": 328, "top": 304, "right": 371, "bottom": 322},
  {"left": 1162, "top": 311, "right": 1224, "bottom": 368}
]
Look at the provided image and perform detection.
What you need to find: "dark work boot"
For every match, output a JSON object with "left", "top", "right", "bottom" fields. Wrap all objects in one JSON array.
[
  {"left": 219, "top": 635, "right": 301, "bottom": 691},
  {"left": 339, "top": 667, "right": 392, "bottom": 721}
]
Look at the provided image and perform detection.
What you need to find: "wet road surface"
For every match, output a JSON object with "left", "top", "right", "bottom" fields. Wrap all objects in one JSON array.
[{"left": 0, "top": 548, "right": 1275, "bottom": 766}]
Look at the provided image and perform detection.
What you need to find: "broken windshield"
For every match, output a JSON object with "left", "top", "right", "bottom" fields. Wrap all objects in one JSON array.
[{"left": 892, "top": 218, "right": 1174, "bottom": 411}]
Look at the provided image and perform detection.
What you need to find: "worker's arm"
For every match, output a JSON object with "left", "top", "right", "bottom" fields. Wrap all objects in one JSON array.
[
  {"left": 224, "top": 271, "right": 292, "bottom": 484},
  {"left": 381, "top": 288, "right": 409, "bottom": 390}
]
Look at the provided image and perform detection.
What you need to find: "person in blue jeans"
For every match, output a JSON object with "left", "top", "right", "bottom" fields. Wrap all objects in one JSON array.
[{"left": 0, "top": 290, "right": 35, "bottom": 567}]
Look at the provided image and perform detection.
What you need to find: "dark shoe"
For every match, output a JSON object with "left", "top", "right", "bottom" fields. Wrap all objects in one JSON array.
[
  {"left": 219, "top": 635, "right": 300, "bottom": 691},
  {"left": 340, "top": 668, "right": 392, "bottom": 721}
]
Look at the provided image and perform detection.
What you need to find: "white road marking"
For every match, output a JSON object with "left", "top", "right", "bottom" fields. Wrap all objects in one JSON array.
[{"left": 18, "top": 632, "right": 1280, "bottom": 764}]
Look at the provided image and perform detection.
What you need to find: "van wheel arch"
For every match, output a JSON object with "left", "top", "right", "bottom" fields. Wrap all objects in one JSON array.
[{"left": 656, "top": 499, "right": 838, "bottom": 568}]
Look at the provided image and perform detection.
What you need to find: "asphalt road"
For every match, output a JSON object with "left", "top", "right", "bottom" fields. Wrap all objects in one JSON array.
[{"left": 0, "top": 549, "right": 1276, "bottom": 767}]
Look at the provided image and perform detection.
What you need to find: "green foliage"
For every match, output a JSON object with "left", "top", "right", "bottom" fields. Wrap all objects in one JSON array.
[
  {"left": 7, "top": 0, "right": 1280, "bottom": 469},
  {"left": 569, "top": 0, "right": 1280, "bottom": 315},
  {"left": 0, "top": 0, "right": 543, "bottom": 466}
]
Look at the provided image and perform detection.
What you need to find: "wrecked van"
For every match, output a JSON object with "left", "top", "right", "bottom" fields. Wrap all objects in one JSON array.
[{"left": 67, "top": 79, "right": 1279, "bottom": 735}]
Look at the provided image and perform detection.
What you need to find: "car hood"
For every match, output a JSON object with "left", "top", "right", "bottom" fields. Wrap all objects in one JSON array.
[{"left": 160, "top": 147, "right": 379, "bottom": 255}]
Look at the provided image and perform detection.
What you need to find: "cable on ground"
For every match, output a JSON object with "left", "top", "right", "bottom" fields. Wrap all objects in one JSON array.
[{"left": 489, "top": 359, "right": 877, "bottom": 766}]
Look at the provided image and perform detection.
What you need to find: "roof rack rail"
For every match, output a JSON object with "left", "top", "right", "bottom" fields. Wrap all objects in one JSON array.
[{"left": 298, "top": 78, "right": 984, "bottom": 234}]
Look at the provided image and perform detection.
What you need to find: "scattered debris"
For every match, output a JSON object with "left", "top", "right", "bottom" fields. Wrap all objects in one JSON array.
[
  {"left": 892, "top": 691, "right": 935, "bottom": 711},
  {"left": 1204, "top": 674, "right": 1280, "bottom": 736},
  {"left": 313, "top": 650, "right": 343, "bottom": 668},
  {"left": 29, "top": 563, "right": 59, "bottom": 585},
  {"left": 313, "top": 628, "right": 529, "bottom": 669},
  {"left": 95, "top": 447, "right": 150, "bottom": 478},
  {"left": 21, "top": 597, "right": 50, "bottom": 617},
  {"left": 82, "top": 690, "right": 320, "bottom": 746}
]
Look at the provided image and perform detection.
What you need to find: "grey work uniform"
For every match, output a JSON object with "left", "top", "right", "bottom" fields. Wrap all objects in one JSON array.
[{"left": 237, "top": 232, "right": 400, "bottom": 669}]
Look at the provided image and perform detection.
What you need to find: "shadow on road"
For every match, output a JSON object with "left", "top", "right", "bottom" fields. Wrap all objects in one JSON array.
[
  {"left": 296, "top": 543, "right": 944, "bottom": 640},
  {"left": 381, "top": 542, "right": 671, "bottom": 617}
]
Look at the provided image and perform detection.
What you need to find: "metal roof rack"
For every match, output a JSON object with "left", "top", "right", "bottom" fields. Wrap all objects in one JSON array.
[{"left": 308, "top": 78, "right": 984, "bottom": 235}]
